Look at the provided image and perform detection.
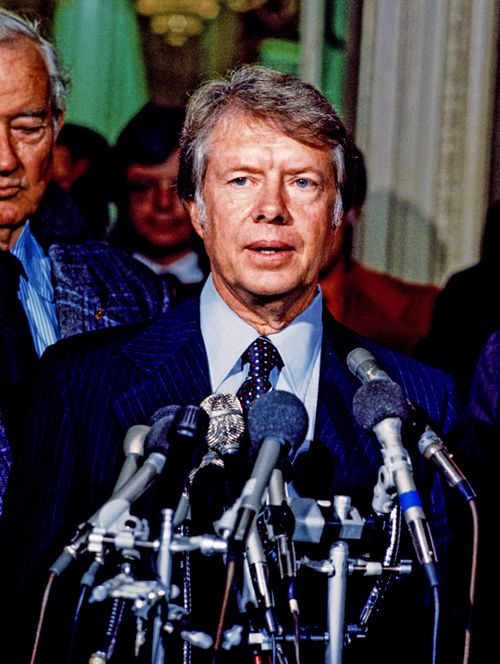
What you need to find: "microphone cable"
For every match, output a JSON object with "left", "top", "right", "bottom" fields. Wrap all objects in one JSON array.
[
  {"left": 288, "top": 579, "right": 301, "bottom": 664},
  {"left": 29, "top": 570, "right": 57, "bottom": 664},
  {"left": 431, "top": 584, "right": 440, "bottom": 664},
  {"left": 211, "top": 556, "right": 236, "bottom": 663},
  {"left": 462, "top": 497, "right": 479, "bottom": 664}
]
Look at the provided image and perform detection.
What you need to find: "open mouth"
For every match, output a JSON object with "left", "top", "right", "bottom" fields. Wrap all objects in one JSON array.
[
  {"left": 253, "top": 247, "right": 289, "bottom": 254},
  {"left": 247, "top": 241, "right": 293, "bottom": 255}
]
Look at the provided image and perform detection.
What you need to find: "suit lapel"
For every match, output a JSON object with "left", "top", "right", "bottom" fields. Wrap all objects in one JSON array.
[
  {"left": 313, "top": 313, "right": 383, "bottom": 496},
  {"left": 112, "top": 299, "right": 212, "bottom": 429}
]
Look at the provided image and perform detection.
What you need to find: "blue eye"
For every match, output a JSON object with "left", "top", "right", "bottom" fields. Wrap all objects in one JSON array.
[
  {"left": 295, "top": 178, "right": 312, "bottom": 188},
  {"left": 232, "top": 176, "right": 248, "bottom": 186}
]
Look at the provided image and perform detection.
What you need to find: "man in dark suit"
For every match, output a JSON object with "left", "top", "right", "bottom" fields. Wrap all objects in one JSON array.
[
  {"left": 0, "top": 9, "right": 170, "bottom": 510},
  {"left": 0, "top": 65, "right": 479, "bottom": 663}
]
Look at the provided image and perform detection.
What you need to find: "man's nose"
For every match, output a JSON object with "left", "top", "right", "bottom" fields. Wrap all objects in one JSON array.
[
  {"left": 0, "top": 128, "right": 20, "bottom": 174},
  {"left": 253, "top": 180, "right": 288, "bottom": 224}
]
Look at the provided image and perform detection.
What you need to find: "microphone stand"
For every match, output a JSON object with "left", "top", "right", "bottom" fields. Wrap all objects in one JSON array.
[
  {"left": 152, "top": 508, "right": 175, "bottom": 664},
  {"left": 326, "top": 540, "right": 349, "bottom": 664},
  {"left": 325, "top": 496, "right": 354, "bottom": 664}
]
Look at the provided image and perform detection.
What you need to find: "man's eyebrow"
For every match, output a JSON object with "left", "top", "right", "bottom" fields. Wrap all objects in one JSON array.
[{"left": 13, "top": 109, "right": 49, "bottom": 120}]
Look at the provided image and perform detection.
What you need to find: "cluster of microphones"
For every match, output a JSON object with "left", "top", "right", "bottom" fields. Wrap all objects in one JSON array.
[{"left": 44, "top": 348, "right": 476, "bottom": 663}]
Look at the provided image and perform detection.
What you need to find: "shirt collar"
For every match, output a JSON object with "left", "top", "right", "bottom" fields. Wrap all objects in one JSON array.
[
  {"left": 133, "top": 250, "right": 204, "bottom": 284},
  {"left": 200, "top": 274, "right": 323, "bottom": 395},
  {"left": 10, "top": 222, "right": 53, "bottom": 300}
]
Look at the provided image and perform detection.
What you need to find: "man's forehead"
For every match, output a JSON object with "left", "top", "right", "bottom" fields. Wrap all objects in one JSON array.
[
  {"left": 0, "top": 38, "right": 50, "bottom": 111},
  {"left": 211, "top": 110, "right": 280, "bottom": 142},
  {"left": 206, "top": 112, "right": 333, "bottom": 173}
]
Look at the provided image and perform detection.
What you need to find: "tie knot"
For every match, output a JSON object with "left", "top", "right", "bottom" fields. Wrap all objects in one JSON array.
[
  {"left": 243, "top": 336, "right": 283, "bottom": 378},
  {"left": 237, "top": 337, "right": 283, "bottom": 410}
]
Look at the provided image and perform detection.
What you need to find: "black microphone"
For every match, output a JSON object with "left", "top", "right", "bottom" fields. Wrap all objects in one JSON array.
[
  {"left": 348, "top": 347, "right": 476, "bottom": 501},
  {"left": 246, "top": 520, "right": 279, "bottom": 634},
  {"left": 230, "top": 390, "right": 308, "bottom": 547},
  {"left": 178, "top": 393, "right": 246, "bottom": 532},
  {"left": 267, "top": 466, "right": 296, "bottom": 580},
  {"left": 159, "top": 404, "right": 209, "bottom": 510},
  {"left": 353, "top": 379, "right": 440, "bottom": 587}
]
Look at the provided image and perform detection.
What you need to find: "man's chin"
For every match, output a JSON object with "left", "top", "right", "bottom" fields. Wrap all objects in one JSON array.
[{"left": 0, "top": 210, "right": 27, "bottom": 230}]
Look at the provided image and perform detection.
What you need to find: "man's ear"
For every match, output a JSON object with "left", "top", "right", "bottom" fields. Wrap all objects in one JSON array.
[{"left": 186, "top": 200, "right": 204, "bottom": 239}]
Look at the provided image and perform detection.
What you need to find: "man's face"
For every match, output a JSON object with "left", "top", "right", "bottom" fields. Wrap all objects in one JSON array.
[
  {"left": 187, "top": 114, "right": 338, "bottom": 317},
  {"left": 127, "top": 149, "right": 193, "bottom": 254},
  {"left": 0, "top": 39, "right": 60, "bottom": 234}
]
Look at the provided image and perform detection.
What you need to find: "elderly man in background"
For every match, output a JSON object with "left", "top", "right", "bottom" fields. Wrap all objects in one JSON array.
[
  {"left": 0, "top": 63, "right": 479, "bottom": 663},
  {"left": 0, "top": 9, "right": 170, "bottom": 511}
]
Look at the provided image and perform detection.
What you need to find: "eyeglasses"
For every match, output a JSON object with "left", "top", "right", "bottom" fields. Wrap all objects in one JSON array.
[{"left": 127, "top": 178, "right": 178, "bottom": 194}]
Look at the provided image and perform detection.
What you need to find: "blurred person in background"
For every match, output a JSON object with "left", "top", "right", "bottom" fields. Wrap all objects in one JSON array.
[
  {"left": 52, "top": 122, "right": 112, "bottom": 239},
  {"left": 415, "top": 201, "right": 500, "bottom": 401},
  {"left": 320, "top": 147, "right": 440, "bottom": 355},
  {"left": 109, "top": 102, "right": 209, "bottom": 301}
]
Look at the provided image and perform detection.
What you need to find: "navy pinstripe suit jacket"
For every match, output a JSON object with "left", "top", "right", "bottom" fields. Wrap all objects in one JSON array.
[{"left": 0, "top": 297, "right": 478, "bottom": 663}]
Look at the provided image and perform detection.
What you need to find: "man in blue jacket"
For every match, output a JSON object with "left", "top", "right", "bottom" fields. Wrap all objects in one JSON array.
[{"left": 0, "top": 64, "right": 479, "bottom": 663}]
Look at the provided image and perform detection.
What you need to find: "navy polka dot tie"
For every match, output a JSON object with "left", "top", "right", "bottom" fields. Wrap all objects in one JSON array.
[{"left": 236, "top": 336, "right": 283, "bottom": 410}]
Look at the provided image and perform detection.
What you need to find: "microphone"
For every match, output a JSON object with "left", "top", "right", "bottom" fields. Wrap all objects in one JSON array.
[
  {"left": 246, "top": 520, "right": 278, "bottom": 634},
  {"left": 179, "top": 393, "right": 246, "bottom": 527},
  {"left": 50, "top": 407, "right": 182, "bottom": 575},
  {"left": 347, "top": 346, "right": 392, "bottom": 383},
  {"left": 112, "top": 424, "right": 150, "bottom": 492},
  {"left": 348, "top": 347, "right": 476, "bottom": 501},
  {"left": 267, "top": 466, "right": 296, "bottom": 580},
  {"left": 95, "top": 405, "right": 184, "bottom": 525},
  {"left": 230, "top": 390, "right": 308, "bottom": 548},
  {"left": 157, "top": 404, "right": 209, "bottom": 510},
  {"left": 352, "top": 379, "right": 440, "bottom": 587},
  {"left": 200, "top": 393, "right": 247, "bottom": 509},
  {"left": 410, "top": 406, "right": 476, "bottom": 503},
  {"left": 200, "top": 392, "right": 245, "bottom": 458}
]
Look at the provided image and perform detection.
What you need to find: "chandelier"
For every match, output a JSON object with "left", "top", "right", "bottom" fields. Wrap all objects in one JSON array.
[{"left": 135, "top": 0, "right": 269, "bottom": 47}]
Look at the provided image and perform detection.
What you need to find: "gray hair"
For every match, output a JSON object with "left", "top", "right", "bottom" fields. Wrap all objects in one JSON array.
[
  {"left": 178, "top": 64, "right": 353, "bottom": 228},
  {"left": 0, "top": 9, "right": 69, "bottom": 127}
]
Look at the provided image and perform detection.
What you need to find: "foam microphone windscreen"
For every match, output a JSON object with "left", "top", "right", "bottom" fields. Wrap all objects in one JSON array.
[
  {"left": 352, "top": 379, "right": 409, "bottom": 431},
  {"left": 149, "top": 404, "right": 182, "bottom": 425},
  {"left": 247, "top": 390, "right": 309, "bottom": 451},
  {"left": 145, "top": 405, "right": 182, "bottom": 455}
]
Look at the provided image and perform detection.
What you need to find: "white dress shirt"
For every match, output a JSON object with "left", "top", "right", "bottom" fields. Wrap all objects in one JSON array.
[{"left": 133, "top": 250, "right": 204, "bottom": 284}]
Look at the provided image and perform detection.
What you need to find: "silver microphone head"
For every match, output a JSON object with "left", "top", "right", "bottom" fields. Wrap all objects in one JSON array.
[
  {"left": 347, "top": 347, "right": 391, "bottom": 383},
  {"left": 200, "top": 393, "right": 245, "bottom": 456},
  {"left": 123, "top": 424, "right": 149, "bottom": 457}
]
